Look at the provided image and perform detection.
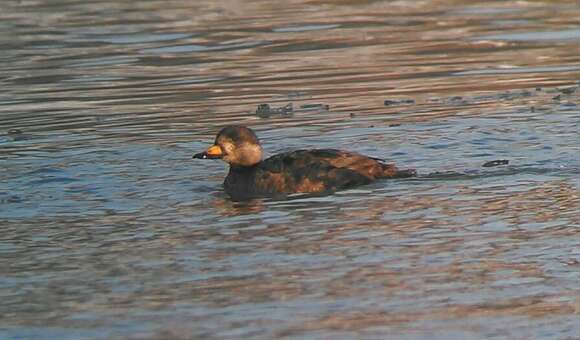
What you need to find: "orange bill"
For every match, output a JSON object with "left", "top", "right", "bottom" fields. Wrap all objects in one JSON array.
[{"left": 193, "top": 145, "right": 223, "bottom": 159}]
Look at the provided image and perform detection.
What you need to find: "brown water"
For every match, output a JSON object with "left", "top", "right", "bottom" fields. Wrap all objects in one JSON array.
[{"left": 1, "top": 0, "right": 580, "bottom": 338}]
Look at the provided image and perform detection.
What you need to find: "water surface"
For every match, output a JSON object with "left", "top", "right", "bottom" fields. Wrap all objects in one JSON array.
[{"left": 1, "top": 0, "right": 579, "bottom": 338}]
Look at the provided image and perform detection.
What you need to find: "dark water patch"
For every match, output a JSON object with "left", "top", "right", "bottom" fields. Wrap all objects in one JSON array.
[
  {"left": 58, "top": 56, "right": 139, "bottom": 68},
  {"left": 137, "top": 55, "right": 223, "bottom": 67},
  {"left": 384, "top": 99, "right": 415, "bottom": 106},
  {"left": 420, "top": 165, "right": 579, "bottom": 181},
  {"left": 0, "top": 193, "right": 24, "bottom": 204},
  {"left": 255, "top": 103, "right": 293, "bottom": 118},
  {"left": 482, "top": 159, "right": 509, "bottom": 168},
  {"left": 26, "top": 176, "right": 79, "bottom": 186},
  {"left": 10, "top": 74, "right": 75, "bottom": 86},
  {"left": 266, "top": 41, "right": 353, "bottom": 53}
]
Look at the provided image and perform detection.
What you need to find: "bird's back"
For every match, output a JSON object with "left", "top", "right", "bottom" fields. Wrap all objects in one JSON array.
[{"left": 224, "top": 149, "right": 414, "bottom": 198}]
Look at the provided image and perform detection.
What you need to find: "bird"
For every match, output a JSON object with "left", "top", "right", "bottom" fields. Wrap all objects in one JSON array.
[{"left": 193, "top": 126, "right": 416, "bottom": 199}]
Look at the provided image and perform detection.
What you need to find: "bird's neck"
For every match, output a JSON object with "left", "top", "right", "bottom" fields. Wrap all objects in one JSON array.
[
  {"left": 224, "top": 164, "right": 260, "bottom": 196},
  {"left": 229, "top": 163, "right": 259, "bottom": 173}
]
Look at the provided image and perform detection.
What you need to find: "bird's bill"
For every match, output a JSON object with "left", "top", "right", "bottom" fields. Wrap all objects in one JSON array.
[{"left": 193, "top": 145, "right": 223, "bottom": 159}]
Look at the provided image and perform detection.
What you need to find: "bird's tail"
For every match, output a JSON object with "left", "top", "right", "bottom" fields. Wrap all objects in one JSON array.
[{"left": 381, "top": 164, "right": 417, "bottom": 178}]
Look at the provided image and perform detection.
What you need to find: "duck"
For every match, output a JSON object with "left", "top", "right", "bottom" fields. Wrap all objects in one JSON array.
[{"left": 193, "top": 126, "right": 416, "bottom": 199}]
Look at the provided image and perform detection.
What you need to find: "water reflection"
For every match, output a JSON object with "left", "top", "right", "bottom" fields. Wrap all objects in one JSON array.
[
  {"left": 1, "top": 0, "right": 580, "bottom": 338},
  {"left": 212, "top": 197, "right": 267, "bottom": 217}
]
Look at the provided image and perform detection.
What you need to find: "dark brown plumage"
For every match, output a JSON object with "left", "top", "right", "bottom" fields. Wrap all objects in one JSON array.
[{"left": 193, "top": 126, "right": 415, "bottom": 199}]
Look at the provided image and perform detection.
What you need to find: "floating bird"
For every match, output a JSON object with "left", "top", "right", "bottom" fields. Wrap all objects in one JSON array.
[{"left": 193, "top": 126, "right": 416, "bottom": 199}]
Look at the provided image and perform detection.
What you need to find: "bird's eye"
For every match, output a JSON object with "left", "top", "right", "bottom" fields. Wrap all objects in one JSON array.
[{"left": 223, "top": 144, "right": 234, "bottom": 155}]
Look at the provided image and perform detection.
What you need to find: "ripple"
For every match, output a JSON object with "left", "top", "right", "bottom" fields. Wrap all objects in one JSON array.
[
  {"left": 455, "top": 65, "right": 580, "bottom": 75},
  {"left": 68, "top": 56, "right": 139, "bottom": 68},
  {"left": 83, "top": 32, "right": 193, "bottom": 44},
  {"left": 142, "top": 40, "right": 267, "bottom": 54},
  {"left": 477, "top": 28, "right": 580, "bottom": 42},
  {"left": 272, "top": 24, "right": 341, "bottom": 33}
]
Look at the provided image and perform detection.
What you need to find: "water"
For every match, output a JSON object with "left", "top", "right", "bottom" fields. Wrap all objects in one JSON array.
[{"left": 1, "top": 0, "right": 579, "bottom": 338}]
